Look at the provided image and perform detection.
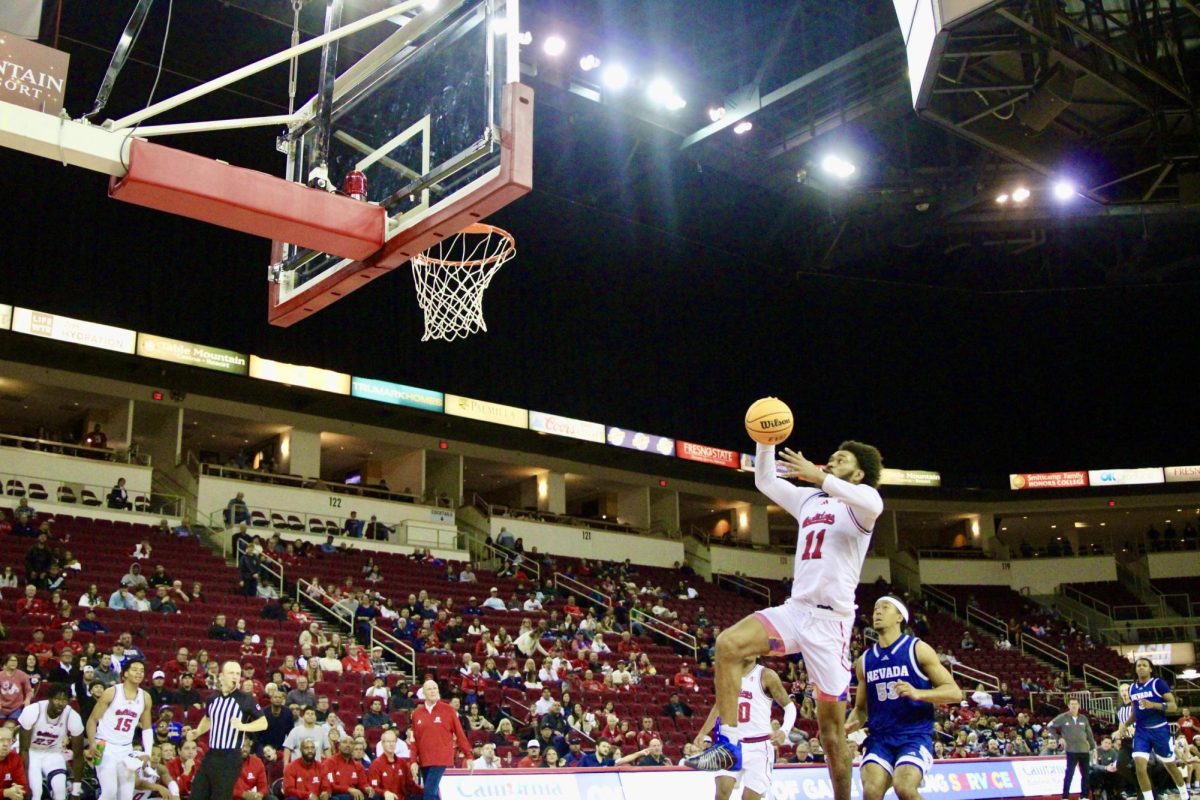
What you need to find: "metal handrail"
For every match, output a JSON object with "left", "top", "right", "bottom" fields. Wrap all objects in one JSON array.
[
  {"left": 630, "top": 608, "right": 698, "bottom": 661},
  {"left": 295, "top": 577, "right": 356, "bottom": 634},
  {"left": 0, "top": 467, "right": 181, "bottom": 515},
  {"left": 200, "top": 462, "right": 421, "bottom": 504},
  {"left": 369, "top": 624, "right": 417, "bottom": 683},
  {"left": 966, "top": 605, "right": 1009, "bottom": 641},
  {"left": 1019, "top": 632, "right": 1070, "bottom": 673},
  {"left": 1062, "top": 585, "right": 1114, "bottom": 618},
  {"left": 0, "top": 431, "right": 146, "bottom": 464},
  {"left": 236, "top": 538, "right": 285, "bottom": 595},
  {"left": 1083, "top": 663, "right": 1122, "bottom": 691},
  {"left": 922, "top": 584, "right": 957, "bottom": 616},
  {"left": 553, "top": 572, "right": 612, "bottom": 610},
  {"left": 951, "top": 662, "right": 997, "bottom": 692},
  {"left": 715, "top": 573, "right": 771, "bottom": 606}
]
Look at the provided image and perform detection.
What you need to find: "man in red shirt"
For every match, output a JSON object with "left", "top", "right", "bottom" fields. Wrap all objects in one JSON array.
[
  {"left": 0, "top": 656, "right": 33, "bottom": 722},
  {"left": 515, "top": 740, "right": 541, "bottom": 768},
  {"left": 167, "top": 739, "right": 200, "bottom": 798},
  {"left": 53, "top": 628, "right": 84, "bottom": 656},
  {"left": 283, "top": 739, "right": 328, "bottom": 800},
  {"left": 409, "top": 680, "right": 470, "bottom": 800},
  {"left": 16, "top": 587, "right": 50, "bottom": 620},
  {"left": 366, "top": 730, "right": 412, "bottom": 800},
  {"left": 341, "top": 646, "right": 372, "bottom": 676},
  {"left": 1177, "top": 707, "right": 1199, "bottom": 742},
  {"left": 635, "top": 717, "right": 659, "bottom": 750},
  {"left": 673, "top": 662, "right": 697, "bottom": 692},
  {"left": 323, "top": 735, "right": 366, "bottom": 800},
  {"left": 234, "top": 739, "right": 268, "bottom": 800},
  {"left": 581, "top": 670, "right": 606, "bottom": 694},
  {"left": 0, "top": 727, "right": 30, "bottom": 798}
]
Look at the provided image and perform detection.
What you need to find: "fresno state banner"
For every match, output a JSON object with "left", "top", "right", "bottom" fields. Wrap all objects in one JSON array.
[{"left": 676, "top": 440, "right": 739, "bottom": 469}]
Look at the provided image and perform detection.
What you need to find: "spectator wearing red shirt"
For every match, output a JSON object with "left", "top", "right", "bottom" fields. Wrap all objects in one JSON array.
[
  {"left": 0, "top": 655, "right": 33, "bottom": 721},
  {"left": 1177, "top": 707, "right": 1199, "bottom": 741},
  {"left": 23, "top": 630, "right": 54, "bottom": 666},
  {"left": 458, "top": 665, "right": 486, "bottom": 705},
  {"left": 616, "top": 632, "right": 641, "bottom": 656},
  {"left": 53, "top": 629, "right": 84, "bottom": 656},
  {"left": 634, "top": 717, "right": 659, "bottom": 750},
  {"left": 515, "top": 740, "right": 541, "bottom": 768},
  {"left": 0, "top": 727, "right": 30, "bottom": 797},
  {"left": 673, "top": 662, "right": 697, "bottom": 691},
  {"left": 167, "top": 739, "right": 200, "bottom": 797},
  {"left": 234, "top": 740, "right": 268, "bottom": 800},
  {"left": 409, "top": 681, "right": 471, "bottom": 800},
  {"left": 563, "top": 597, "right": 583, "bottom": 618},
  {"left": 366, "top": 730, "right": 412, "bottom": 800},
  {"left": 323, "top": 737, "right": 366, "bottom": 800},
  {"left": 341, "top": 646, "right": 372, "bottom": 676},
  {"left": 16, "top": 586, "right": 50, "bottom": 619},
  {"left": 283, "top": 739, "right": 328, "bottom": 800}
]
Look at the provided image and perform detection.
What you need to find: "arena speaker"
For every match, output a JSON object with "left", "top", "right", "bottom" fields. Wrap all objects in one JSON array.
[
  {"left": 1017, "top": 64, "right": 1076, "bottom": 132},
  {"left": 892, "top": 0, "right": 1005, "bottom": 109}
]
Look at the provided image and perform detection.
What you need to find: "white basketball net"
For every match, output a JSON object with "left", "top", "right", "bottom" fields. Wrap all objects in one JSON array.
[{"left": 410, "top": 223, "right": 516, "bottom": 342}]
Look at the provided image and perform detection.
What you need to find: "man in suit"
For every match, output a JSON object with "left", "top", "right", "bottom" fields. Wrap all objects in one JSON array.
[
  {"left": 107, "top": 478, "right": 132, "bottom": 510},
  {"left": 46, "top": 648, "right": 86, "bottom": 700}
]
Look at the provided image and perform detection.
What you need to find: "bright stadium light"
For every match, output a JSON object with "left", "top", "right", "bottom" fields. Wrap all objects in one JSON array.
[
  {"left": 995, "top": 193, "right": 1010, "bottom": 204},
  {"left": 602, "top": 64, "right": 629, "bottom": 90},
  {"left": 1053, "top": 180, "right": 1077, "bottom": 201},
  {"left": 579, "top": 54, "right": 601, "bottom": 71},
  {"left": 708, "top": 106, "right": 726, "bottom": 122},
  {"left": 821, "top": 155, "right": 856, "bottom": 179},
  {"left": 664, "top": 93, "right": 687, "bottom": 111},
  {"left": 733, "top": 121, "right": 753, "bottom": 134},
  {"left": 1012, "top": 186, "right": 1031, "bottom": 202},
  {"left": 647, "top": 78, "right": 675, "bottom": 106},
  {"left": 543, "top": 35, "right": 566, "bottom": 56}
]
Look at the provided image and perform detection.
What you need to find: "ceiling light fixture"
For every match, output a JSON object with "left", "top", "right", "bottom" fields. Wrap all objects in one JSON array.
[
  {"left": 820, "top": 155, "right": 856, "bottom": 179},
  {"left": 579, "top": 54, "right": 601, "bottom": 71},
  {"left": 733, "top": 121, "right": 753, "bottom": 134},
  {"left": 543, "top": 35, "right": 566, "bottom": 56}
]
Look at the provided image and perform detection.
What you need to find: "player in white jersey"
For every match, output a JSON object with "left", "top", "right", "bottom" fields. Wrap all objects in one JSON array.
[
  {"left": 86, "top": 660, "right": 154, "bottom": 800},
  {"left": 688, "top": 439, "right": 883, "bottom": 800},
  {"left": 18, "top": 684, "right": 85, "bottom": 800},
  {"left": 693, "top": 657, "right": 796, "bottom": 800}
]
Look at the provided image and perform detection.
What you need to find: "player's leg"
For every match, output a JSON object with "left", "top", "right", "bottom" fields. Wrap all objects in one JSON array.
[
  {"left": 116, "top": 760, "right": 138, "bottom": 800},
  {"left": 860, "top": 762, "right": 893, "bottom": 800},
  {"left": 802, "top": 618, "right": 855, "bottom": 800},
  {"left": 1133, "top": 753, "right": 1153, "bottom": 796},
  {"left": 817, "top": 698, "right": 853, "bottom": 800},
  {"left": 1064, "top": 752, "right": 1080, "bottom": 799},
  {"left": 738, "top": 740, "right": 772, "bottom": 800},
  {"left": 714, "top": 615, "right": 771, "bottom": 731},
  {"left": 46, "top": 767, "right": 69, "bottom": 800},
  {"left": 27, "top": 752, "right": 46, "bottom": 800},
  {"left": 96, "top": 753, "right": 121, "bottom": 800},
  {"left": 891, "top": 765, "right": 926, "bottom": 800},
  {"left": 713, "top": 775, "right": 737, "bottom": 800}
]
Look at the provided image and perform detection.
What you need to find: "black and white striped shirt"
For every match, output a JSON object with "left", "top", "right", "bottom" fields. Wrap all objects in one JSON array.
[
  {"left": 205, "top": 690, "right": 262, "bottom": 751},
  {"left": 1117, "top": 703, "right": 1134, "bottom": 727}
]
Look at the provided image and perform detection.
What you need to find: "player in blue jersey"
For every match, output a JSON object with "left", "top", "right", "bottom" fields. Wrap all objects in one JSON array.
[
  {"left": 846, "top": 596, "right": 961, "bottom": 800},
  {"left": 1118, "top": 657, "right": 1190, "bottom": 800}
]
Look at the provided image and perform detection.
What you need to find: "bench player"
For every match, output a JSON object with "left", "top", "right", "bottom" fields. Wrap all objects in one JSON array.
[
  {"left": 87, "top": 659, "right": 154, "bottom": 800},
  {"left": 18, "top": 684, "right": 85, "bottom": 800},
  {"left": 689, "top": 440, "right": 883, "bottom": 800},
  {"left": 846, "top": 596, "right": 960, "bottom": 800},
  {"left": 691, "top": 656, "right": 796, "bottom": 800}
]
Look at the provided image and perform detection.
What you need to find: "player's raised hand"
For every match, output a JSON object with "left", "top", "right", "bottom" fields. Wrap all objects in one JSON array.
[{"left": 777, "top": 449, "right": 822, "bottom": 483}]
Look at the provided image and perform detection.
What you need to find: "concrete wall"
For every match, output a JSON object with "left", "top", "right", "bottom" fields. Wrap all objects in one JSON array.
[
  {"left": 917, "top": 555, "right": 1116, "bottom": 595},
  {"left": 1148, "top": 551, "right": 1200, "bottom": 579},
  {"left": 1, "top": 444, "right": 153, "bottom": 497},
  {"left": 486, "top": 517, "right": 685, "bottom": 568},
  {"left": 706, "top": 546, "right": 891, "bottom": 585}
]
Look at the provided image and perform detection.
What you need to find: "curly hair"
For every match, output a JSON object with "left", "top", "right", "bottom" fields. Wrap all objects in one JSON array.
[{"left": 839, "top": 440, "right": 883, "bottom": 487}]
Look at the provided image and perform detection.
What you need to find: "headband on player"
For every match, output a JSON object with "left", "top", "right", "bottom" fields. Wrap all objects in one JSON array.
[{"left": 877, "top": 595, "right": 909, "bottom": 622}]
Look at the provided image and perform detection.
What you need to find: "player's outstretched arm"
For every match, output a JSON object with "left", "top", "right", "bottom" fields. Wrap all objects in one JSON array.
[
  {"left": 762, "top": 668, "right": 797, "bottom": 744},
  {"left": 85, "top": 686, "right": 116, "bottom": 757},
  {"left": 755, "top": 444, "right": 818, "bottom": 513},
  {"left": 845, "top": 658, "right": 868, "bottom": 733},
  {"left": 896, "top": 642, "right": 962, "bottom": 706}
]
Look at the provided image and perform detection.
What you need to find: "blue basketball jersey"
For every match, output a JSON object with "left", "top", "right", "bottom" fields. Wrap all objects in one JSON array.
[
  {"left": 1130, "top": 677, "right": 1171, "bottom": 729},
  {"left": 863, "top": 634, "right": 934, "bottom": 738}
]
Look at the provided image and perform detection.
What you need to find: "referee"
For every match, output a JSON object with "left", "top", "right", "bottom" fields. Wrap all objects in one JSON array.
[{"left": 185, "top": 661, "right": 267, "bottom": 800}]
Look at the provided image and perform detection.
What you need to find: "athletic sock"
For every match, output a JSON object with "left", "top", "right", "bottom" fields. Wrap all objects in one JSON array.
[
  {"left": 1143, "top": 791, "right": 1154, "bottom": 800},
  {"left": 1177, "top": 784, "right": 1188, "bottom": 800},
  {"left": 724, "top": 726, "right": 742, "bottom": 744}
]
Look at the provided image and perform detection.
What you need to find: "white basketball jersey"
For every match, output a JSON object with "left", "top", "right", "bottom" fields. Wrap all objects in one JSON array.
[
  {"left": 18, "top": 701, "right": 84, "bottom": 752},
  {"left": 735, "top": 664, "right": 775, "bottom": 738},
  {"left": 756, "top": 445, "right": 882, "bottom": 617},
  {"left": 96, "top": 687, "right": 146, "bottom": 746}
]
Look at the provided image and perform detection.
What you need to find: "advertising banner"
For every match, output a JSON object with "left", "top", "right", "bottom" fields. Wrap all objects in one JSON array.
[
  {"left": 350, "top": 377, "right": 443, "bottom": 412},
  {"left": 606, "top": 427, "right": 675, "bottom": 457},
  {"left": 137, "top": 332, "right": 248, "bottom": 375},
  {"left": 0, "top": 30, "right": 70, "bottom": 112},
  {"left": 530, "top": 411, "right": 606, "bottom": 444},
  {"left": 440, "top": 757, "right": 1078, "bottom": 800},
  {"left": 1008, "top": 471, "right": 1088, "bottom": 490},
  {"left": 676, "top": 440, "right": 740, "bottom": 469},
  {"left": 248, "top": 355, "right": 351, "bottom": 395},
  {"left": 444, "top": 394, "right": 528, "bottom": 429},
  {"left": 880, "top": 468, "right": 942, "bottom": 487},
  {"left": 1113, "top": 642, "right": 1195, "bottom": 666},
  {"left": 1087, "top": 467, "right": 1164, "bottom": 487},
  {"left": 11, "top": 307, "right": 136, "bottom": 354},
  {"left": 0, "top": 303, "right": 10, "bottom": 330},
  {"left": 1164, "top": 465, "right": 1200, "bottom": 483}
]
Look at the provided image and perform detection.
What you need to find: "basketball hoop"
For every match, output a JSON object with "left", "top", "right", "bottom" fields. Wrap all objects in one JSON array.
[{"left": 410, "top": 223, "right": 517, "bottom": 342}]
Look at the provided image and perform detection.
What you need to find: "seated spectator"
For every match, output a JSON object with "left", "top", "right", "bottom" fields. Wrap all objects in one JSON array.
[
  {"left": 673, "top": 662, "right": 698, "bottom": 692},
  {"left": 131, "top": 588, "right": 151, "bottom": 612},
  {"left": 107, "top": 478, "right": 132, "bottom": 510},
  {"left": 481, "top": 588, "right": 507, "bottom": 611},
  {"left": 341, "top": 645, "right": 372, "bottom": 675},
  {"left": 578, "top": 739, "right": 616, "bottom": 768},
  {"left": 960, "top": 632, "right": 976, "bottom": 651},
  {"left": 361, "top": 699, "right": 390, "bottom": 730},
  {"left": 25, "top": 536, "right": 55, "bottom": 586},
  {"left": 971, "top": 683, "right": 994, "bottom": 708},
  {"left": 108, "top": 586, "right": 137, "bottom": 611},
  {"left": 226, "top": 492, "right": 250, "bottom": 525},
  {"left": 363, "top": 516, "right": 392, "bottom": 541},
  {"left": 120, "top": 564, "right": 148, "bottom": 591},
  {"left": 17, "top": 585, "right": 51, "bottom": 618},
  {"left": 516, "top": 740, "right": 542, "bottom": 768},
  {"left": 208, "top": 613, "right": 234, "bottom": 640},
  {"left": 78, "top": 609, "right": 107, "bottom": 634},
  {"left": 343, "top": 512, "right": 364, "bottom": 539}
]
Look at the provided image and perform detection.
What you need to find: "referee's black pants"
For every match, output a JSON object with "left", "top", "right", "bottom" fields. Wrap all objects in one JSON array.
[
  {"left": 191, "top": 748, "right": 243, "bottom": 800},
  {"left": 1064, "top": 751, "right": 1091, "bottom": 799}
]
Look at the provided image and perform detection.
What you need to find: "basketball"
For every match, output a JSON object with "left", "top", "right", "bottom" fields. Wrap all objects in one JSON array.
[{"left": 745, "top": 396, "right": 793, "bottom": 445}]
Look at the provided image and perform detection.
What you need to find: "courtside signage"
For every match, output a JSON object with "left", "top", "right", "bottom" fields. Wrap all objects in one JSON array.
[
  {"left": 676, "top": 440, "right": 740, "bottom": 469},
  {"left": 1165, "top": 465, "right": 1200, "bottom": 483},
  {"left": 11, "top": 307, "right": 135, "bottom": 354},
  {"left": 444, "top": 394, "right": 528, "bottom": 429},
  {"left": 606, "top": 427, "right": 675, "bottom": 457},
  {"left": 137, "top": 332, "right": 248, "bottom": 375},
  {"left": 1087, "top": 467, "right": 1163, "bottom": 486},
  {"left": 530, "top": 411, "right": 606, "bottom": 444},
  {"left": 881, "top": 468, "right": 942, "bottom": 487},
  {"left": 248, "top": 355, "right": 351, "bottom": 395},
  {"left": 1009, "top": 471, "right": 1088, "bottom": 490},
  {"left": 351, "top": 377, "right": 444, "bottom": 412},
  {"left": 0, "top": 304, "right": 10, "bottom": 330}
]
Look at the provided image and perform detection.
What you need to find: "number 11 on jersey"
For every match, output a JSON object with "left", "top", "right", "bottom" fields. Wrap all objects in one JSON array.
[{"left": 801, "top": 529, "right": 826, "bottom": 560}]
